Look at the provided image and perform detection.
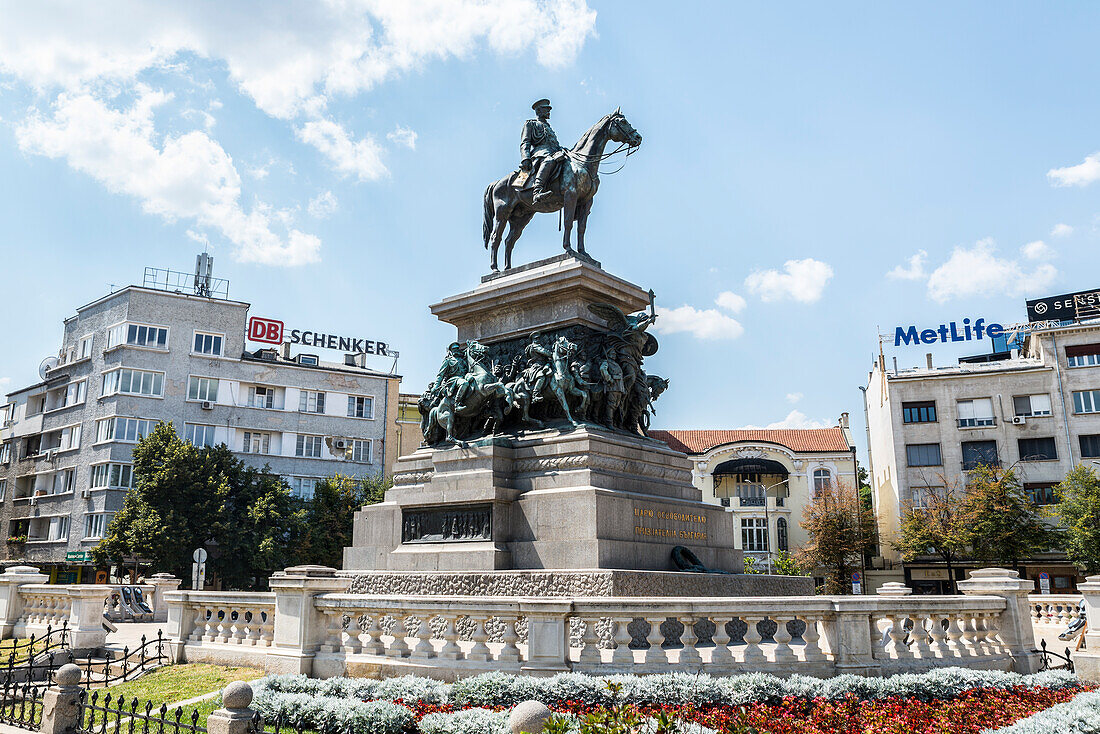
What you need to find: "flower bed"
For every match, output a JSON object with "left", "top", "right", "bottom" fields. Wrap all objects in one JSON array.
[{"left": 251, "top": 668, "right": 1089, "bottom": 734}]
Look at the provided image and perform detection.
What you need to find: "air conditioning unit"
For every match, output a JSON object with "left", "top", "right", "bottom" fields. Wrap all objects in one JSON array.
[
  {"left": 201, "top": 400, "right": 214, "bottom": 410},
  {"left": 1012, "top": 416, "right": 1026, "bottom": 426},
  {"left": 80, "top": 489, "right": 91, "bottom": 499},
  {"left": 333, "top": 438, "right": 348, "bottom": 450}
]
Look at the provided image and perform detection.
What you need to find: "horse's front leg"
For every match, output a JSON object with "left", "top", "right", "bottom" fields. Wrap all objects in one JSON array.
[
  {"left": 504, "top": 210, "right": 534, "bottom": 271},
  {"left": 562, "top": 194, "right": 578, "bottom": 252},
  {"left": 575, "top": 198, "right": 592, "bottom": 255},
  {"left": 489, "top": 206, "right": 508, "bottom": 271}
]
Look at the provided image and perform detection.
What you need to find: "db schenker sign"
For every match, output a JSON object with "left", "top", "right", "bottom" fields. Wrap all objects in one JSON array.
[{"left": 247, "top": 316, "right": 392, "bottom": 356}]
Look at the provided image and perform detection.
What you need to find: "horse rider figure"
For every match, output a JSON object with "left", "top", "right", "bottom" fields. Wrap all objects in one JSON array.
[
  {"left": 523, "top": 332, "right": 554, "bottom": 401},
  {"left": 432, "top": 342, "right": 470, "bottom": 406},
  {"left": 521, "top": 98, "right": 564, "bottom": 205}
]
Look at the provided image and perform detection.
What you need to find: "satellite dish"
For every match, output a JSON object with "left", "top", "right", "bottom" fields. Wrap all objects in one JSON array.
[{"left": 39, "top": 356, "right": 58, "bottom": 379}]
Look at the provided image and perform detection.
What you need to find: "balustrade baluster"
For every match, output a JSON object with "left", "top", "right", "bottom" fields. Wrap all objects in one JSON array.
[
  {"left": 497, "top": 616, "right": 521, "bottom": 663},
  {"left": 771, "top": 616, "right": 796, "bottom": 663},
  {"left": 465, "top": 616, "right": 491, "bottom": 663},
  {"left": 260, "top": 610, "right": 275, "bottom": 647},
  {"left": 435, "top": 615, "right": 460, "bottom": 660},
  {"left": 885, "top": 613, "right": 908, "bottom": 658},
  {"left": 710, "top": 617, "right": 733, "bottom": 665},
  {"left": 387, "top": 615, "right": 411, "bottom": 658},
  {"left": 986, "top": 613, "right": 1005, "bottom": 653},
  {"left": 608, "top": 617, "right": 634, "bottom": 667},
  {"left": 362, "top": 615, "right": 385, "bottom": 656},
  {"left": 201, "top": 607, "right": 215, "bottom": 642},
  {"left": 908, "top": 614, "right": 932, "bottom": 658},
  {"left": 578, "top": 617, "right": 602, "bottom": 666},
  {"left": 244, "top": 612, "right": 261, "bottom": 646},
  {"left": 927, "top": 613, "right": 947, "bottom": 657},
  {"left": 677, "top": 616, "right": 702, "bottom": 667},
  {"left": 800, "top": 615, "right": 826, "bottom": 662},
  {"left": 342, "top": 615, "right": 363, "bottom": 654},
  {"left": 960, "top": 614, "right": 979, "bottom": 654},
  {"left": 742, "top": 616, "right": 765, "bottom": 665},
  {"left": 411, "top": 616, "right": 435, "bottom": 660},
  {"left": 187, "top": 606, "right": 204, "bottom": 642},
  {"left": 216, "top": 608, "right": 231, "bottom": 643},
  {"left": 944, "top": 613, "right": 964, "bottom": 654}
]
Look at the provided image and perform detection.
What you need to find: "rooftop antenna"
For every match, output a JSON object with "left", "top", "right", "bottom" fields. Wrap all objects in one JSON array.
[{"left": 194, "top": 251, "right": 214, "bottom": 298}]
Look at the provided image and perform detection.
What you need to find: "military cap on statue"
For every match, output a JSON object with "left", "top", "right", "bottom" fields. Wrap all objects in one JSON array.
[{"left": 531, "top": 98, "right": 551, "bottom": 111}]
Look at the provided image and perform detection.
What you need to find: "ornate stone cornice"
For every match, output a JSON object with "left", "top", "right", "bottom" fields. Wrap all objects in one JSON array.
[
  {"left": 393, "top": 470, "right": 434, "bottom": 486},
  {"left": 512, "top": 453, "right": 691, "bottom": 482}
]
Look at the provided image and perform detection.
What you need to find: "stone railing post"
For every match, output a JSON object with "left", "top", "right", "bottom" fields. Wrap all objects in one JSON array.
[
  {"left": 206, "top": 681, "right": 255, "bottom": 734},
  {"left": 957, "top": 567, "right": 1039, "bottom": 673},
  {"left": 148, "top": 573, "right": 182, "bottom": 623},
  {"left": 520, "top": 601, "right": 573, "bottom": 673},
  {"left": 163, "top": 591, "right": 195, "bottom": 664},
  {"left": 1072, "top": 575, "right": 1100, "bottom": 682},
  {"left": 266, "top": 566, "right": 348, "bottom": 675},
  {"left": 0, "top": 565, "right": 47, "bottom": 639},
  {"left": 40, "top": 663, "right": 83, "bottom": 734},
  {"left": 826, "top": 596, "right": 881, "bottom": 676},
  {"left": 67, "top": 585, "right": 112, "bottom": 652}
]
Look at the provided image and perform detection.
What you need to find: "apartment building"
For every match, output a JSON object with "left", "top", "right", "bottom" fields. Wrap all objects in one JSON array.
[
  {"left": 652, "top": 417, "right": 857, "bottom": 571},
  {"left": 866, "top": 312, "right": 1100, "bottom": 593},
  {"left": 0, "top": 268, "right": 400, "bottom": 582}
]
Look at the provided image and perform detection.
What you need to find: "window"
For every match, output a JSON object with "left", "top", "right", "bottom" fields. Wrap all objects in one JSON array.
[
  {"left": 1073, "top": 390, "right": 1100, "bottom": 414},
  {"left": 909, "top": 486, "right": 943, "bottom": 509},
  {"left": 54, "top": 425, "right": 81, "bottom": 451},
  {"left": 299, "top": 391, "right": 325, "bottom": 413},
  {"left": 347, "top": 395, "right": 374, "bottom": 419},
  {"left": 47, "top": 516, "right": 69, "bottom": 541},
  {"left": 957, "top": 398, "right": 995, "bottom": 427},
  {"left": 776, "top": 517, "right": 789, "bottom": 552},
  {"left": 249, "top": 386, "right": 275, "bottom": 409},
  {"left": 906, "top": 443, "right": 942, "bottom": 467},
  {"left": 96, "top": 417, "right": 155, "bottom": 443},
  {"left": 961, "top": 440, "right": 998, "bottom": 470},
  {"left": 1013, "top": 394, "right": 1052, "bottom": 417},
  {"left": 1067, "top": 343, "right": 1100, "bottom": 367},
  {"left": 78, "top": 334, "right": 93, "bottom": 360},
  {"left": 184, "top": 424, "right": 217, "bottom": 448},
  {"left": 1081, "top": 434, "right": 1100, "bottom": 459},
  {"left": 351, "top": 439, "right": 372, "bottom": 463},
  {"left": 90, "top": 463, "right": 133, "bottom": 489},
  {"left": 737, "top": 479, "right": 765, "bottom": 506},
  {"left": 0, "top": 479, "right": 6, "bottom": 502},
  {"left": 193, "top": 332, "right": 224, "bottom": 356},
  {"left": 0, "top": 443, "right": 10, "bottom": 464},
  {"left": 243, "top": 431, "right": 271, "bottom": 455},
  {"left": 295, "top": 434, "right": 323, "bottom": 457},
  {"left": 60, "top": 381, "right": 86, "bottom": 408},
  {"left": 741, "top": 518, "right": 768, "bottom": 552},
  {"left": 902, "top": 400, "right": 937, "bottom": 424},
  {"left": 102, "top": 368, "right": 164, "bottom": 398},
  {"left": 107, "top": 323, "right": 168, "bottom": 350},
  {"left": 287, "top": 476, "right": 320, "bottom": 499},
  {"left": 51, "top": 469, "right": 75, "bottom": 494},
  {"left": 1019, "top": 437, "right": 1058, "bottom": 461},
  {"left": 1025, "top": 482, "right": 1058, "bottom": 506},
  {"left": 83, "top": 513, "right": 112, "bottom": 539},
  {"left": 187, "top": 376, "right": 219, "bottom": 402},
  {"left": 298, "top": 355, "right": 319, "bottom": 366},
  {"left": 812, "top": 469, "right": 832, "bottom": 495}
]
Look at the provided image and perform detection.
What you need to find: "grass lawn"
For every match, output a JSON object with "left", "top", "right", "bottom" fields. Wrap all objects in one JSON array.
[{"left": 96, "top": 664, "right": 262, "bottom": 706}]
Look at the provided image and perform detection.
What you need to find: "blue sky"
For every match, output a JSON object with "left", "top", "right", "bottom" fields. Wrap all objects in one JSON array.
[{"left": 3, "top": 2, "right": 1100, "bottom": 462}]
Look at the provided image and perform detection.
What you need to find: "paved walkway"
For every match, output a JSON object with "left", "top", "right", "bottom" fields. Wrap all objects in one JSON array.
[{"left": 105, "top": 622, "right": 164, "bottom": 650}]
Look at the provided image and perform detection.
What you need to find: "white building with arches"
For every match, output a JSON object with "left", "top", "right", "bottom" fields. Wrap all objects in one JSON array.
[{"left": 651, "top": 416, "right": 857, "bottom": 568}]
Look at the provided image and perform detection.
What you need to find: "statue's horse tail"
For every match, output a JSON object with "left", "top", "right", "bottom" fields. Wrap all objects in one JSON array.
[{"left": 482, "top": 181, "right": 495, "bottom": 249}]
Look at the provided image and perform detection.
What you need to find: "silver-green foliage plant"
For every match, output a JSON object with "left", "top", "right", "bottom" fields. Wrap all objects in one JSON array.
[{"left": 983, "top": 690, "right": 1100, "bottom": 733}]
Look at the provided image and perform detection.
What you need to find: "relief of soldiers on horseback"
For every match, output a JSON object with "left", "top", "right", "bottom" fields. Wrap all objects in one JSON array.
[{"left": 419, "top": 300, "right": 669, "bottom": 445}]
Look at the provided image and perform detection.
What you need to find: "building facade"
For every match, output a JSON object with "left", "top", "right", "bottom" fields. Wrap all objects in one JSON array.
[
  {"left": 866, "top": 320, "right": 1100, "bottom": 593},
  {"left": 652, "top": 417, "right": 857, "bottom": 570},
  {"left": 0, "top": 281, "right": 400, "bottom": 582}
]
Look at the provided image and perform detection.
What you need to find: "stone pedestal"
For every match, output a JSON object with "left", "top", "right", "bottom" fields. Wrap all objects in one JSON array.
[{"left": 345, "top": 254, "right": 745, "bottom": 585}]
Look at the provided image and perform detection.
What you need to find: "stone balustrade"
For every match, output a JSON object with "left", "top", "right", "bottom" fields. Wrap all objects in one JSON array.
[
  {"left": 17, "top": 585, "right": 74, "bottom": 631},
  {"left": 164, "top": 591, "right": 275, "bottom": 667},
  {"left": 1030, "top": 594, "right": 1083, "bottom": 627}
]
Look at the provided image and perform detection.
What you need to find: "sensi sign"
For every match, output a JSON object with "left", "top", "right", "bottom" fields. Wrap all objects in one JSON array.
[{"left": 247, "top": 316, "right": 391, "bottom": 356}]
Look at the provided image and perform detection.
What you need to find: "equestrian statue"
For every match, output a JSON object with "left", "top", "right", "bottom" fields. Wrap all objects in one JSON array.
[{"left": 483, "top": 99, "right": 642, "bottom": 271}]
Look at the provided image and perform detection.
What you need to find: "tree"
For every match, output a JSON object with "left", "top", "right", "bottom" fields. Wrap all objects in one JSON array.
[
  {"left": 1053, "top": 465, "right": 1100, "bottom": 573},
  {"left": 772, "top": 549, "right": 809, "bottom": 577},
  {"left": 963, "top": 465, "right": 1057, "bottom": 571},
  {"left": 302, "top": 474, "right": 389, "bottom": 569},
  {"left": 797, "top": 480, "right": 877, "bottom": 594},
  {"left": 94, "top": 422, "right": 311, "bottom": 589},
  {"left": 894, "top": 485, "right": 970, "bottom": 594}
]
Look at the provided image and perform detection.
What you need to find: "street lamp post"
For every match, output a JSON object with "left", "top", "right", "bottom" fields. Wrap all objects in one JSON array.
[{"left": 760, "top": 478, "right": 789, "bottom": 575}]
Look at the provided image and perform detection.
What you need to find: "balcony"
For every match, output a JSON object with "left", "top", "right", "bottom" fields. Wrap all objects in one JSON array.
[
  {"left": 957, "top": 417, "right": 997, "bottom": 429},
  {"left": 738, "top": 496, "right": 765, "bottom": 507}
]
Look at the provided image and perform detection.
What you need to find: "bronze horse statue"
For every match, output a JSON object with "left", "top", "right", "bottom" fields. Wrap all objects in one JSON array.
[{"left": 483, "top": 109, "right": 641, "bottom": 271}]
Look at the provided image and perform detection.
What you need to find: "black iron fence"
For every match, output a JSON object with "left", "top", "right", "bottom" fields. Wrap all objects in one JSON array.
[
  {"left": 1037, "top": 638, "right": 1075, "bottom": 672},
  {"left": 3, "top": 622, "right": 69, "bottom": 666},
  {"left": 0, "top": 677, "right": 42, "bottom": 730},
  {"left": 78, "top": 630, "right": 167, "bottom": 688},
  {"left": 77, "top": 689, "right": 206, "bottom": 734}
]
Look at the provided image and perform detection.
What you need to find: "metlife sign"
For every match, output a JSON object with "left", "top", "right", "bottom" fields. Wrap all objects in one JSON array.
[
  {"left": 894, "top": 318, "right": 1004, "bottom": 347},
  {"left": 247, "top": 316, "right": 392, "bottom": 356},
  {"left": 1026, "top": 288, "right": 1100, "bottom": 323}
]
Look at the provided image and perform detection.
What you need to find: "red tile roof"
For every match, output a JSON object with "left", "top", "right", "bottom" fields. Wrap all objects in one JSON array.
[{"left": 650, "top": 428, "right": 851, "bottom": 455}]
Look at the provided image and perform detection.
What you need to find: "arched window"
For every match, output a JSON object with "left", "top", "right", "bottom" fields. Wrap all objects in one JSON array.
[
  {"left": 777, "top": 517, "right": 789, "bottom": 552},
  {"left": 813, "top": 468, "right": 832, "bottom": 496}
]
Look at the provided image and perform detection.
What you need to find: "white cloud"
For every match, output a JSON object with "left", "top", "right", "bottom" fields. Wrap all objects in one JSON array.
[
  {"left": 1051, "top": 223, "right": 1074, "bottom": 237},
  {"left": 744, "top": 258, "right": 833, "bottom": 303},
  {"left": 15, "top": 89, "right": 320, "bottom": 266},
  {"left": 740, "top": 410, "right": 829, "bottom": 430},
  {"left": 886, "top": 250, "right": 927, "bottom": 280},
  {"left": 1048, "top": 153, "right": 1100, "bottom": 187},
  {"left": 308, "top": 191, "right": 338, "bottom": 219},
  {"left": 714, "top": 291, "right": 746, "bottom": 313},
  {"left": 1021, "top": 240, "right": 1054, "bottom": 260},
  {"left": 654, "top": 305, "right": 744, "bottom": 340},
  {"left": 786, "top": 392, "right": 803, "bottom": 404},
  {"left": 926, "top": 238, "right": 1057, "bottom": 303},
  {"left": 295, "top": 118, "right": 387, "bottom": 182},
  {"left": 386, "top": 125, "right": 417, "bottom": 150}
]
